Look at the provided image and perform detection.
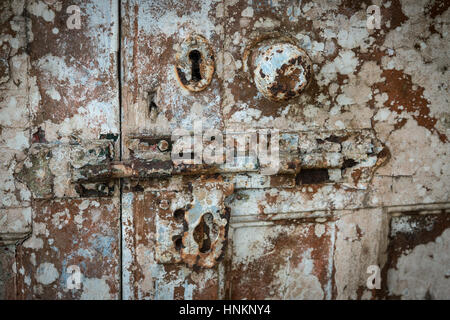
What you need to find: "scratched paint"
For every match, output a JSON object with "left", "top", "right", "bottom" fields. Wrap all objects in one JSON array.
[
  {"left": 118, "top": 0, "right": 450, "bottom": 300},
  {"left": 249, "top": 39, "right": 313, "bottom": 101},
  {"left": 14, "top": 198, "right": 120, "bottom": 299},
  {"left": 0, "top": 0, "right": 121, "bottom": 300},
  {"left": 0, "top": 0, "right": 449, "bottom": 300}
]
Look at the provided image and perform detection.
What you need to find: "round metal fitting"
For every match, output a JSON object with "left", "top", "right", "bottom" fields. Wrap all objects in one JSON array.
[
  {"left": 157, "top": 140, "right": 169, "bottom": 152},
  {"left": 244, "top": 35, "right": 313, "bottom": 102},
  {"left": 175, "top": 34, "right": 215, "bottom": 92}
]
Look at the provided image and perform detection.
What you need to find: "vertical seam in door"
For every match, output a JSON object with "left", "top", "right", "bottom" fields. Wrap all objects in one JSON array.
[
  {"left": 117, "top": 0, "right": 124, "bottom": 300},
  {"left": 219, "top": 0, "right": 228, "bottom": 300}
]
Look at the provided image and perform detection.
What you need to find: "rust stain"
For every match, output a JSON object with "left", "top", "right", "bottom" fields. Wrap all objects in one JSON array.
[
  {"left": 174, "top": 34, "right": 215, "bottom": 92},
  {"left": 425, "top": 0, "right": 449, "bottom": 19},
  {"left": 376, "top": 69, "right": 448, "bottom": 142},
  {"left": 380, "top": 212, "right": 450, "bottom": 299},
  {"left": 15, "top": 199, "right": 120, "bottom": 299},
  {"left": 132, "top": 4, "right": 139, "bottom": 104},
  {"left": 229, "top": 222, "right": 334, "bottom": 299}
]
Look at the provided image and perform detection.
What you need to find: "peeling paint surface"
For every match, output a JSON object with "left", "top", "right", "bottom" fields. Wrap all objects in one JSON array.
[
  {"left": 122, "top": 180, "right": 223, "bottom": 300},
  {"left": 15, "top": 198, "right": 120, "bottom": 299},
  {"left": 1, "top": 0, "right": 121, "bottom": 300},
  {"left": 383, "top": 212, "right": 450, "bottom": 299},
  {"left": 0, "top": 0, "right": 449, "bottom": 300},
  {"left": 229, "top": 222, "right": 334, "bottom": 299}
]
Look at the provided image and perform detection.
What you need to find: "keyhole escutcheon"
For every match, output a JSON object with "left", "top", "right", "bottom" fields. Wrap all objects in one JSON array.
[{"left": 175, "top": 34, "right": 215, "bottom": 92}]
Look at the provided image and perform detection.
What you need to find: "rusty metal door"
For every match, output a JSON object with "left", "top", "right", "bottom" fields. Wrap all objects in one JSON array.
[
  {"left": 115, "top": 0, "right": 449, "bottom": 300},
  {"left": 119, "top": 0, "right": 231, "bottom": 299},
  {"left": 1, "top": 0, "right": 449, "bottom": 300},
  {"left": 117, "top": 0, "right": 383, "bottom": 300},
  {"left": 0, "top": 0, "right": 121, "bottom": 299}
]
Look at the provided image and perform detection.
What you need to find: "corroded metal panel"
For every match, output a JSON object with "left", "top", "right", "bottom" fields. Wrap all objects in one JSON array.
[
  {"left": 0, "top": 0, "right": 449, "bottom": 301},
  {"left": 120, "top": 0, "right": 225, "bottom": 147},
  {"left": 382, "top": 210, "right": 450, "bottom": 300},
  {"left": 15, "top": 198, "right": 120, "bottom": 299},
  {"left": 27, "top": 0, "right": 120, "bottom": 143},
  {"left": 119, "top": 0, "right": 449, "bottom": 300},
  {"left": 0, "top": 0, "right": 121, "bottom": 300},
  {"left": 120, "top": 0, "right": 228, "bottom": 299},
  {"left": 122, "top": 179, "right": 225, "bottom": 300},
  {"left": 0, "top": 0, "right": 33, "bottom": 297},
  {"left": 229, "top": 221, "right": 335, "bottom": 299},
  {"left": 222, "top": 0, "right": 449, "bottom": 300}
]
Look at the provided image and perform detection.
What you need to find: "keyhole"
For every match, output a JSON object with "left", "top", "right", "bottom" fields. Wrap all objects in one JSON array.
[
  {"left": 189, "top": 50, "right": 202, "bottom": 82},
  {"left": 148, "top": 90, "right": 158, "bottom": 121},
  {"left": 193, "top": 213, "right": 218, "bottom": 253}
]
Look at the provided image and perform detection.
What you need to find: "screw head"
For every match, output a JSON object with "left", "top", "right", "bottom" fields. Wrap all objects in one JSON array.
[{"left": 159, "top": 199, "right": 170, "bottom": 210}]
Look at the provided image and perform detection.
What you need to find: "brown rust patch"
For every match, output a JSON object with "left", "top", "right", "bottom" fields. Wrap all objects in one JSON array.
[
  {"left": 338, "top": 0, "right": 374, "bottom": 18},
  {"left": 229, "top": 221, "right": 334, "bottom": 299},
  {"left": 379, "top": 212, "right": 450, "bottom": 299},
  {"left": 351, "top": 168, "right": 363, "bottom": 185},
  {"left": 28, "top": 3, "right": 119, "bottom": 129},
  {"left": 384, "top": 0, "right": 409, "bottom": 30},
  {"left": 296, "top": 169, "right": 330, "bottom": 185},
  {"left": 15, "top": 198, "right": 120, "bottom": 299},
  {"left": 425, "top": 0, "right": 449, "bottom": 19},
  {"left": 376, "top": 69, "right": 448, "bottom": 142}
]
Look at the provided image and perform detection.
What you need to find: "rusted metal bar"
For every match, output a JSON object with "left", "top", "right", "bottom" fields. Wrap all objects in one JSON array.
[{"left": 73, "top": 129, "right": 387, "bottom": 183}]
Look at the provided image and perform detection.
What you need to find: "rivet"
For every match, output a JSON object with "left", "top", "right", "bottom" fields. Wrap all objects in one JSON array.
[{"left": 157, "top": 140, "right": 170, "bottom": 152}]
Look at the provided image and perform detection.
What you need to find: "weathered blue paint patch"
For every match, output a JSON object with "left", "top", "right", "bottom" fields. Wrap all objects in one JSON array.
[{"left": 88, "top": 234, "right": 115, "bottom": 258}]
